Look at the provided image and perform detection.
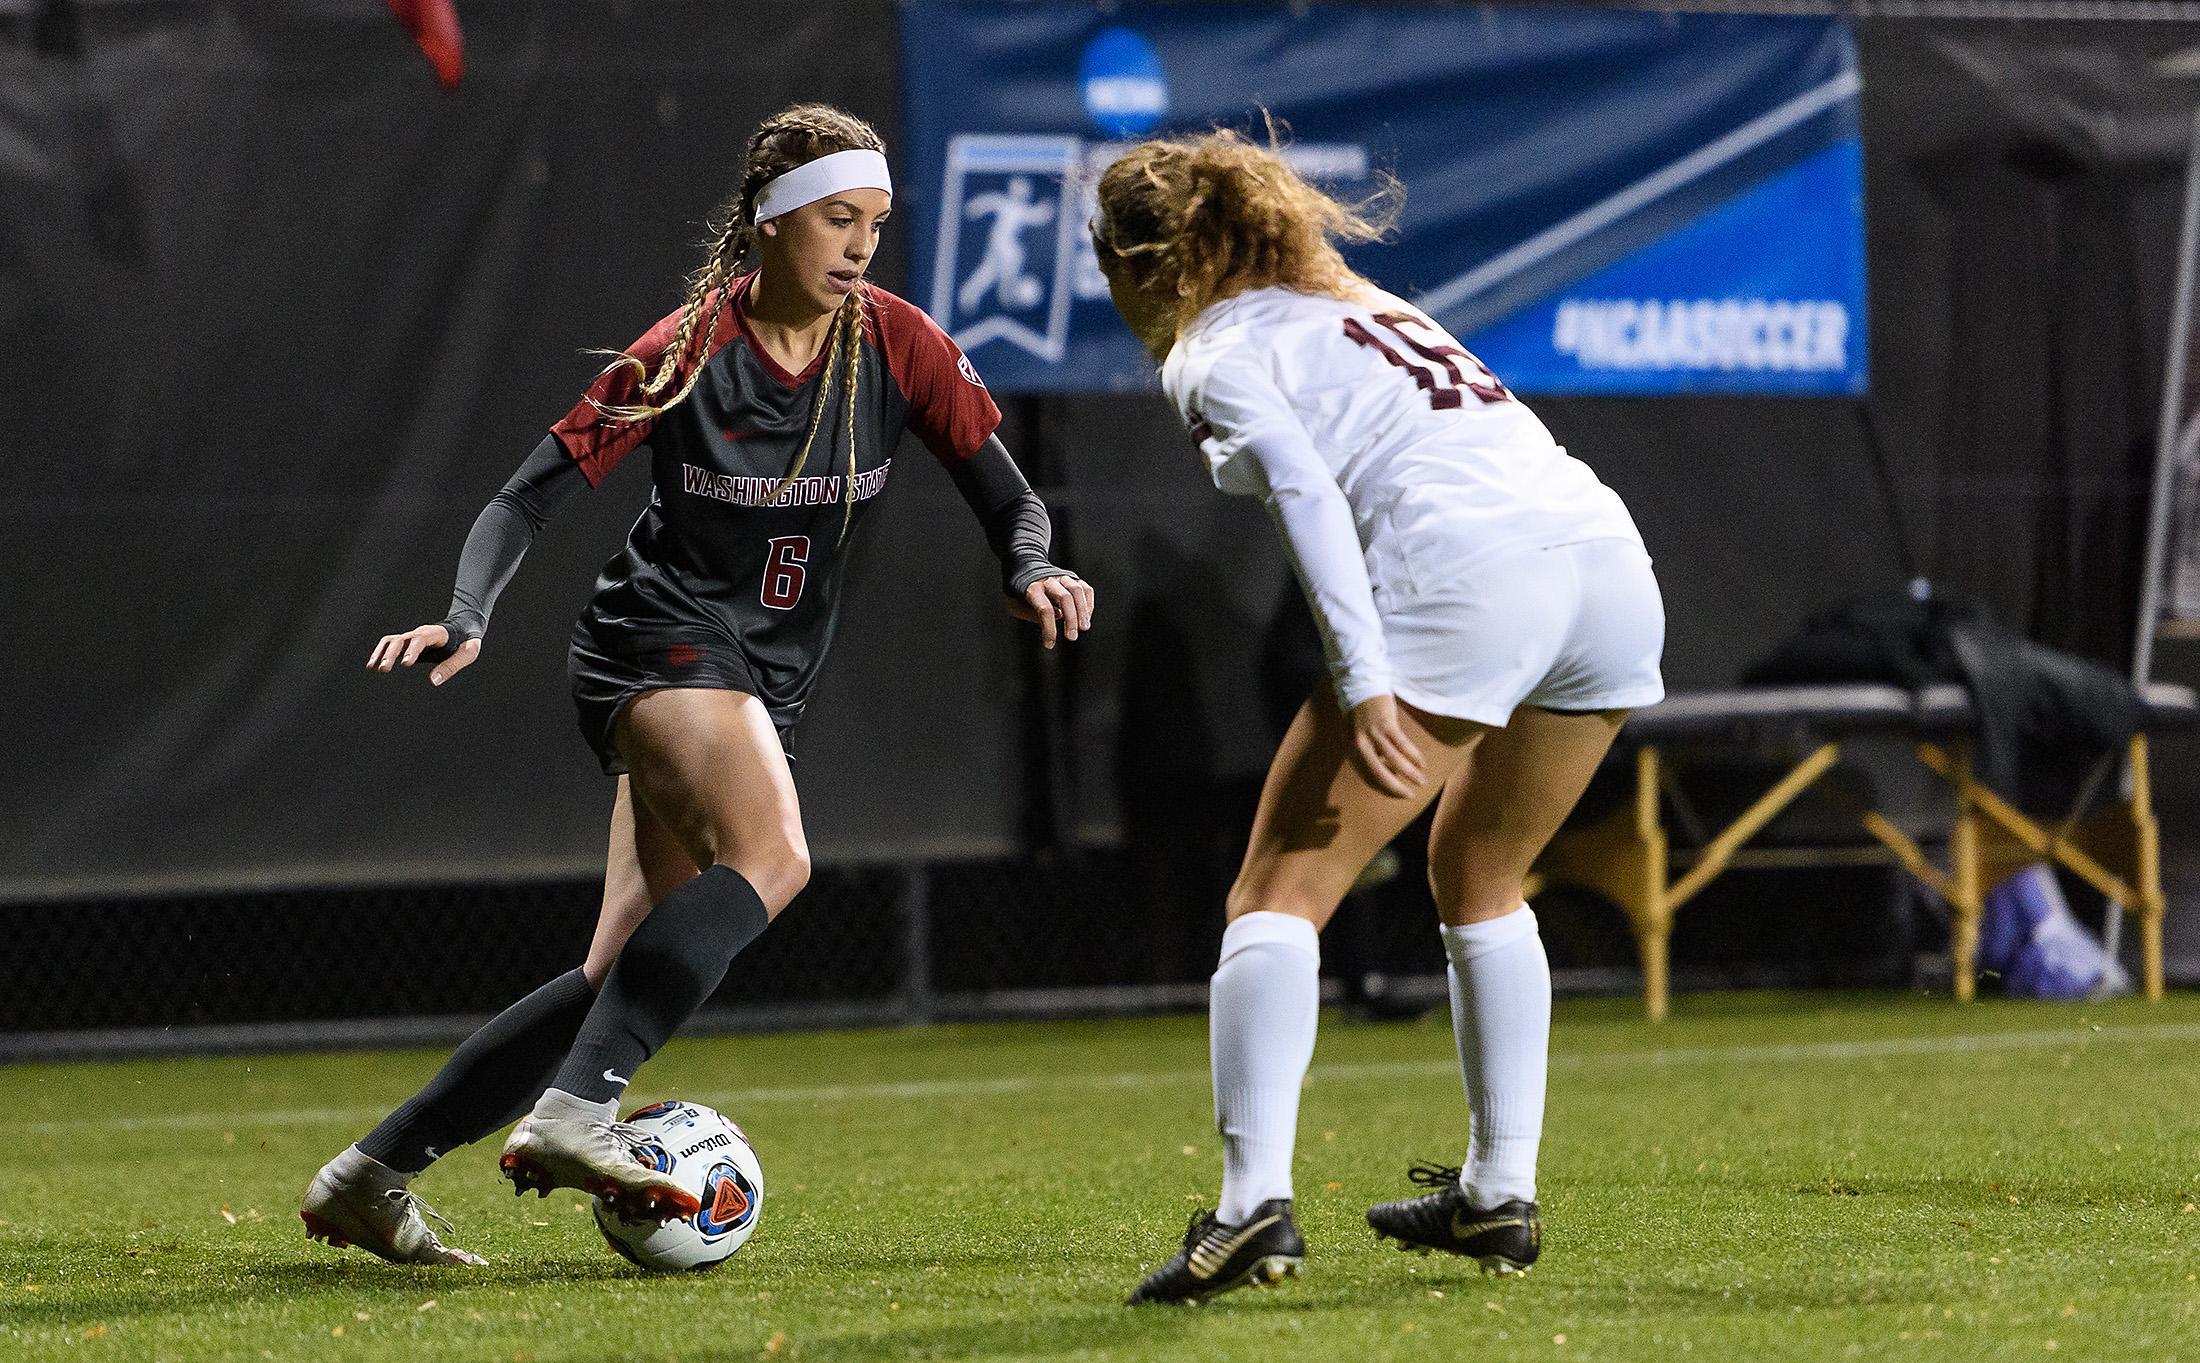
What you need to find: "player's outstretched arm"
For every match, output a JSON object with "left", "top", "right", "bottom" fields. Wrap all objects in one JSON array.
[
  {"left": 366, "top": 434, "right": 590, "bottom": 686},
  {"left": 947, "top": 434, "right": 1096, "bottom": 649}
]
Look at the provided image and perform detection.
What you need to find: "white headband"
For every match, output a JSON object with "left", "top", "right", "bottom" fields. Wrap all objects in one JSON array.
[{"left": 753, "top": 149, "right": 893, "bottom": 224}]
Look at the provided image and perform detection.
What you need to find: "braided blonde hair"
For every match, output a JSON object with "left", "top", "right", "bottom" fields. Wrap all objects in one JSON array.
[
  {"left": 1092, "top": 122, "right": 1401, "bottom": 351},
  {"left": 591, "top": 104, "right": 883, "bottom": 541},
  {"left": 772, "top": 286, "right": 868, "bottom": 543}
]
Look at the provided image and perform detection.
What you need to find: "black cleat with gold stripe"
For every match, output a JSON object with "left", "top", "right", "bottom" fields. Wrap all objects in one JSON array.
[
  {"left": 1125, "top": 1198, "right": 1304, "bottom": 1305},
  {"left": 1366, "top": 1162, "right": 1540, "bottom": 1275}
]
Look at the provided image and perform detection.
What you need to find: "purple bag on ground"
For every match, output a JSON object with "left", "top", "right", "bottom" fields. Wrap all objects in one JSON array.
[{"left": 1977, "top": 864, "right": 2132, "bottom": 999}]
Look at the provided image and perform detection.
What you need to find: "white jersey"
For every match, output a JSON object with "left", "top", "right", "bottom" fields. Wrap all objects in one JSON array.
[{"left": 1162, "top": 285, "right": 1643, "bottom": 712}]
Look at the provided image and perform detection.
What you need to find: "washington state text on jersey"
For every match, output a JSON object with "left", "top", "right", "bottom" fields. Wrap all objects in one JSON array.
[{"left": 681, "top": 461, "right": 894, "bottom": 509}]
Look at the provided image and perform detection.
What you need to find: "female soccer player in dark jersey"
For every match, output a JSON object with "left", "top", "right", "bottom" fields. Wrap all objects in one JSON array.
[{"left": 299, "top": 104, "right": 1094, "bottom": 1265}]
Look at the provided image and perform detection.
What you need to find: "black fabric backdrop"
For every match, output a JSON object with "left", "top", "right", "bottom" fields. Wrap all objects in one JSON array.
[
  {"left": 2, "top": 4, "right": 2192, "bottom": 902},
  {"left": 1, "top": 0, "right": 1028, "bottom": 898}
]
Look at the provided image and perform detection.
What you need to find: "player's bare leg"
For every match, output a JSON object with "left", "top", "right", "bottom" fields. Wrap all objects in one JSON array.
[
  {"left": 1225, "top": 687, "right": 1487, "bottom": 932},
  {"left": 584, "top": 775, "right": 703, "bottom": 987},
  {"left": 1368, "top": 704, "right": 1627, "bottom": 1274},
  {"left": 1130, "top": 687, "right": 1486, "bottom": 1304},
  {"left": 501, "top": 690, "right": 804, "bottom": 1221}
]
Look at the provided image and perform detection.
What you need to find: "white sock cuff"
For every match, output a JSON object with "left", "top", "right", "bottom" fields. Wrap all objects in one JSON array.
[
  {"left": 1441, "top": 906, "right": 1538, "bottom": 964},
  {"left": 332, "top": 1144, "right": 405, "bottom": 1186},
  {"left": 1218, "top": 911, "right": 1320, "bottom": 966},
  {"left": 535, "top": 1087, "right": 618, "bottom": 1121}
]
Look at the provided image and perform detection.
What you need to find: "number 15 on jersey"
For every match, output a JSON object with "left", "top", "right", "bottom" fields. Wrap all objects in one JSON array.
[{"left": 1344, "top": 311, "right": 1511, "bottom": 409}]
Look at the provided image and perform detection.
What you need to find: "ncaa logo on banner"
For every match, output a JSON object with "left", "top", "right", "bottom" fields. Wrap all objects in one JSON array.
[
  {"left": 929, "top": 28, "right": 1168, "bottom": 362},
  {"left": 1079, "top": 27, "right": 1167, "bottom": 138},
  {"left": 928, "top": 133, "right": 1085, "bottom": 362},
  {"left": 927, "top": 25, "right": 1366, "bottom": 368}
]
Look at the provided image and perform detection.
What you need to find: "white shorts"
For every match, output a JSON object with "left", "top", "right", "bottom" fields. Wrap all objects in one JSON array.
[{"left": 1376, "top": 536, "right": 1666, "bottom": 726}]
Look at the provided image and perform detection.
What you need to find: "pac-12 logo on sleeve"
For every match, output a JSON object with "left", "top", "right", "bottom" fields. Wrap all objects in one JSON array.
[{"left": 957, "top": 352, "right": 986, "bottom": 388}]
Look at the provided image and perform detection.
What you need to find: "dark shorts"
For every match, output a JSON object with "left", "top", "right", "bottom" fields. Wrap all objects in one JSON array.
[{"left": 568, "top": 630, "right": 794, "bottom": 776}]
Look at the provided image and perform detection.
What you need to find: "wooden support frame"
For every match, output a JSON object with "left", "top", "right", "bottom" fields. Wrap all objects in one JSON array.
[
  {"left": 1531, "top": 731, "right": 2169, "bottom": 1020},
  {"left": 1910, "top": 736, "right": 2165, "bottom": 1002},
  {"left": 1533, "top": 743, "right": 1838, "bottom": 1022}
]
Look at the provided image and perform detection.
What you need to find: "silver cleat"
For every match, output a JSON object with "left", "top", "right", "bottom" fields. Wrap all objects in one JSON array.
[
  {"left": 300, "top": 1146, "right": 486, "bottom": 1266},
  {"left": 498, "top": 1090, "right": 699, "bottom": 1222}
]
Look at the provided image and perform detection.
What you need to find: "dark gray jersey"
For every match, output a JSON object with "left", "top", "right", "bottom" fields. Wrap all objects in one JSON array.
[{"left": 551, "top": 275, "right": 1001, "bottom": 726}]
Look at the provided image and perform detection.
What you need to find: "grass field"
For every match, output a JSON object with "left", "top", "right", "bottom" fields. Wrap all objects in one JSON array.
[{"left": 5, "top": 992, "right": 2200, "bottom": 1362}]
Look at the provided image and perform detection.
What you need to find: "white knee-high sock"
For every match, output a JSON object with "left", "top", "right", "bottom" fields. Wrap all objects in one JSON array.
[
  {"left": 1442, "top": 906, "right": 1550, "bottom": 1210},
  {"left": 1211, "top": 911, "right": 1320, "bottom": 1225}
]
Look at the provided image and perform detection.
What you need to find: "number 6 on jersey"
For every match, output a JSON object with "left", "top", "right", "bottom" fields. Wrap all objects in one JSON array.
[{"left": 761, "top": 535, "right": 809, "bottom": 610}]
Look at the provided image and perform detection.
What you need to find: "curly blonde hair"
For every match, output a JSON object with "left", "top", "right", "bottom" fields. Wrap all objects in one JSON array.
[
  {"left": 1092, "top": 124, "right": 1401, "bottom": 350},
  {"left": 591, "top": 103, "right": 884, "bottom": 541}
]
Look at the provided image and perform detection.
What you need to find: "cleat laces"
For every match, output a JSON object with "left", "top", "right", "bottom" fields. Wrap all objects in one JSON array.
[
  {"left": 604, "top": 1121, "right": 674, "bottom": 1175},
  {"left": 1178, "top": 1208, "right": 1215, "bottom": 1251},
  {"left": 384, "top": 1187, "right": 461, "bottom": 1241},
  {"left": 1405, "top": 1161, "right": 1464, "bottom": 1190}
]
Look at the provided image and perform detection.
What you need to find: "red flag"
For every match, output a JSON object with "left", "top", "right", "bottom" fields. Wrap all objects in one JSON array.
[{"left": 385, "top": 0, "right": 464, "bottom": 90}]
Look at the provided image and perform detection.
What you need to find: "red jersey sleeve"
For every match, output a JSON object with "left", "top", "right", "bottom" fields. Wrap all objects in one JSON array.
[
  {"left": 868, "top": 286, "right": 1002, "bottom": 464},
  {"left": 549, "top": 292, "right": 728, "bottom": 486}
]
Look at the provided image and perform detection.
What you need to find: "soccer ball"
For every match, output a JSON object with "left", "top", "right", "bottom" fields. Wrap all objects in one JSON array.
[{"left": 592, "top": 1099, "right": 764, "bottom": 1272}]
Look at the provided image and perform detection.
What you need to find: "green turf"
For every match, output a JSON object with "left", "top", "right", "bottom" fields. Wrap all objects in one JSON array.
[{"left": 5, "top": 991, "right": 2200, "bottom": 1362}]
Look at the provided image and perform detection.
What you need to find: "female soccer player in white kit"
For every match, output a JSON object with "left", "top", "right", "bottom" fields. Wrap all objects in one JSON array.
[{"left": 1094, "top": 132, "right": 1664, "bottom": 1304}]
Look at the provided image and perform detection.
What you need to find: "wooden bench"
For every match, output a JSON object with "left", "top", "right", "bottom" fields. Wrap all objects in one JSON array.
[{"left": 1526, "top": 682, "right": 2197, "bottom": 1020}]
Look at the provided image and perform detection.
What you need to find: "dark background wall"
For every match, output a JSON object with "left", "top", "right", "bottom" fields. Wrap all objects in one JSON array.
[{"left": 4, "top": 3, "right": 2197, "bottom": 982}]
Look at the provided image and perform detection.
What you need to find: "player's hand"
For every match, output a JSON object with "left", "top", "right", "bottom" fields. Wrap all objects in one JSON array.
[
  {"left": 366, "top": 623, "right": 481, "bottom": 687},
  {"left": 1008, "top": 573, "right": 1096, "bottom": 649},
  {"left": 1349, "top": 694, "right": 1426, "bottom": 799}
]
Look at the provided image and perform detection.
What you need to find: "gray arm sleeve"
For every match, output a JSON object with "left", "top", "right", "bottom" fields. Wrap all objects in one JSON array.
[
  {"left": 946, "top": 433, "right": 1073, "bottom": 596},
  {"left": 436, "top": 434, "right": 589, "bottom": 649}
]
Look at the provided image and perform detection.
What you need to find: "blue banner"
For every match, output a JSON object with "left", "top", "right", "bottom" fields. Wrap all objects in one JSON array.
[{"left": 900, "top": 3, "right": 1866, "bottom": 395}]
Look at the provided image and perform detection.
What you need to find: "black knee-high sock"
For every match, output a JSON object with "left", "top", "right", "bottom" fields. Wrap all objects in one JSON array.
[
  {"left": 552, "top": 865, "right": 771, "bottom": 1104},
  {"left": 357, "top": 967, "right": 597, "bottom": 1174}
]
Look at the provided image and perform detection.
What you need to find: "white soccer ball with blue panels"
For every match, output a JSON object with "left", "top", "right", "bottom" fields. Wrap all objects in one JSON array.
[{"left": 592, "top": 1099, "right": 764, "bottom": 1271}]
